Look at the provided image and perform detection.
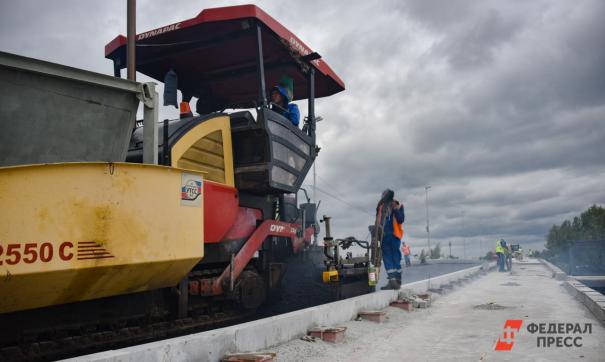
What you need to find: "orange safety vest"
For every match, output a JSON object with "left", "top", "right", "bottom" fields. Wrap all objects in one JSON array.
[
  {"left": 402, "top": 244, "right": 410, "bottom": 256},
  {"left": 378, "top": 204, "right": 404, "bottom": 240},
  {"left": 393, "top": 219, "right": 403, "bottom": 240}
]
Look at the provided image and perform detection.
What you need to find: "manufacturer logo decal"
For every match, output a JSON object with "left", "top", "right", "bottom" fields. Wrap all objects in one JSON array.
[
  {"left": 182, "top": 180, "right": 202, "bottom": 201},
  {"left": 0, "top": 241, "right": 113, "bottom": 264},
  {"left": 289, "top": 36, "right": 320, "bottom": 66},
  {"left": 137, "top": 22, "right": 181, "bottom": 40},
  {"left": 181, "top": 173, "right": 203, "bottom": 207},
  {"left": 270, "top": 224, "right": 285, "bottom": 233},
  {"left": 77, "top": 241, "right": 115, "bottom": 261}
]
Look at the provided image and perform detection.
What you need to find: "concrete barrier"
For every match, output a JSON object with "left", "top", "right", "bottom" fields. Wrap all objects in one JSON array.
[
  {"left": 563, "top": 280, "right": 605, "bottom": 326},
  {"left": 64, "top": 264, "right": 487, "bottom": 362},
  {"left": 539, "top": 259, "right": 605, "bottom": 326},
  {"left": 539, "top": 258, "right": 568, "bottom": 280}
]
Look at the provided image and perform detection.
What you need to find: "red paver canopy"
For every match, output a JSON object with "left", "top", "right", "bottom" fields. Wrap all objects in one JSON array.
[{"left": 105, "top": 4, "right": 345, "bottom": 109}]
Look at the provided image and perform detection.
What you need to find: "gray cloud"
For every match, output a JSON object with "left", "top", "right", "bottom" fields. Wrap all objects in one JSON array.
[{"left": 1, "top": 0, "right": 604, "bottom": 258}]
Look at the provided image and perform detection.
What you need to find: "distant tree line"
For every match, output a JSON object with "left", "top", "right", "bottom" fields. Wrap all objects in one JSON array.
[
  {"left": 542, "top": 205, "right": 605, "bottom": 273},
  {"left": 546, "top": 205, "right": 605, "bottom": 252}
]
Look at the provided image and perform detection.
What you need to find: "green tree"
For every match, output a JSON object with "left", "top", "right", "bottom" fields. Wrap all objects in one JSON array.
[
  {"left": 546, "top": 205, "right": 605, "bottom": 252},
  {"left": 483, "top": 251, "right": 495, "bottom": 260},
  {"left": 430, "top": 243, "right": 441, "bottom": 259},
  {"left": 545, "top": 205, "right": 605, "bottom": 271},
  {"left": 419, "top": 249, "right": 427, "bottom": 264}
]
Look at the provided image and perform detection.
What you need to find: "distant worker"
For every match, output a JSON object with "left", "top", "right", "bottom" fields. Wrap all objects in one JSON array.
[
  {"left": 495, "top": 239, "right": 506, "bottom": 272},
  {"left": 402, "top": 242, "right": 411, "bottom": 267},
  {"left": 504, "top": 242, "right": 513, "bottom": 271},
  {"left": 378, "top": 189, "right": 405, "bottom": 290},
  {"left": 270, "top": 75, "right": 300, "bottom": 126}
]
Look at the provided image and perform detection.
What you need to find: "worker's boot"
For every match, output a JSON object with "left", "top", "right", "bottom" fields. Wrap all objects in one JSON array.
[
  {"left": 393, "top": 275, "right": 402, "bottom": 289},
  {"left": 381, "top": 278, "right": 400, "bottom": 290}
]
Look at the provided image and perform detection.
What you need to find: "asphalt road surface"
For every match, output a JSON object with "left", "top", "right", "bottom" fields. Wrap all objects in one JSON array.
[
  {"left": 378, "top": 260, "right": 482, "bottom": 288},
  {"left": 258, "top": 254, "right": 481, "bottom": 319}
]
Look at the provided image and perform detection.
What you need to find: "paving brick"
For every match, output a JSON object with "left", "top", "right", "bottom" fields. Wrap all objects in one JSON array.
[
  {"left": 416, "top": 293, "right": 432, "bottom": 306},
  {"left": 221, "top": 352, "right": 276, "bottom": 362},
  {"left": 322, "top": 328, "right": 346, "bottom": 343},
  {"left": 417, "top": 293, "right": 431, "bottom": 300},
  {"left": 390, "top": 299, "right": 414, "bottom": 311},
  {"left": 398, "top": 289, "right": 414, "bottom": 299},
  {"left": 415, "top": 299, "right": 428, "bottom": 308},
  {"left": 307, "top": 328, "right": 324, "bottom": 339},
  {"left": 307, "top": 327, "right": 346, "bottom": 343},
  {"left": 428, "top": 287, "right": 444, "bottom": 295},
  {"left": 441, "top": 283, "right": 454, "bottom": 290},
  {"left": 358, "top": 310, "right": 387, "bottom": 323}
]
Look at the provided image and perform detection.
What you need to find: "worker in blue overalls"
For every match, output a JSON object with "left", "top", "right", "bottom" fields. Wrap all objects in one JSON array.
[
  {"left": 270, "top": 75, "right": 300, "bottom": 127},
  {"left": 379, "top": 190, "right": 405, "bottom": 290}
]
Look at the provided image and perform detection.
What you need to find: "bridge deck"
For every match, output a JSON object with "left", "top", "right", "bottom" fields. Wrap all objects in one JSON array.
[{"left": 274, "top": 259, "right": 605, "bottom": 361}]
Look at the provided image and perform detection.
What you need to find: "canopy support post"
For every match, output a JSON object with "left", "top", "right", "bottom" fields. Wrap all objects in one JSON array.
[
  {"left": 127, "top": 0, "right": 136, "bottom": 81},
  {"left": 255, "top": 23, "right": 267, "bottom": 108},
  {"left": 142, "top": 83, "right": 159, "bottom": 165},
  {"left": 113, "top": 59, "right": 121, "bottom": 78},
  {"left": 308, "top": 68, "right": 315, "bottom": 138}
]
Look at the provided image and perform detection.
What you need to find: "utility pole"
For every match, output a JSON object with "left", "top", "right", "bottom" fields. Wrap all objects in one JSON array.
[
  {"left": 480, "top": 239, "right": 484, "bottom": 258},
  {"left": 425, "top": 185, "right": 431, "bottom": 257},
  {"left": 448, "top": 241, "right": 452, "bottom": 258},
  {"left": 478, "top": 225, "right": 484, "bottom": 259},
  {"left": 462, "top": 210, "right": 466, "bottom": 260}
]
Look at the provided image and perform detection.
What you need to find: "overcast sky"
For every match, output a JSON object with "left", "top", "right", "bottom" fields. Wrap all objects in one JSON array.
[{"left": 2, "top": 0, "right": 604, "bottom": 257}]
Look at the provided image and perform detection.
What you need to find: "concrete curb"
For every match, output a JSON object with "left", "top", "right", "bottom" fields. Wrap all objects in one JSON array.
[
  {"left": 418, "top": 259, "right": 484, "bottom": 265},
  {"left": 539, "top": 258, "right": 568, "bottom": 280},
  {"left": 563, "top": 280, "right": 605, "bottom": 326},
  {"left": 539, "top": 259, "right": 605, "bottom": 326},
  {"left": 65, "top": 264, "right": 488, "bottom": 362}
]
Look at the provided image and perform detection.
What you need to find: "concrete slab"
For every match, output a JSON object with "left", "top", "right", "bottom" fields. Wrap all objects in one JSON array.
[{"left": 271, "top": 260, "right": 605, "bottom": 361}]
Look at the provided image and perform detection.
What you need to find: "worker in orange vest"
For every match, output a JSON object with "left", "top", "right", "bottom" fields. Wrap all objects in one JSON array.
[
  {"left": 402, "top": 241, "right": 411, "bottom": 267},
  {"left": 378, "top": 190, "right": 405, "bottom": 290}
]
